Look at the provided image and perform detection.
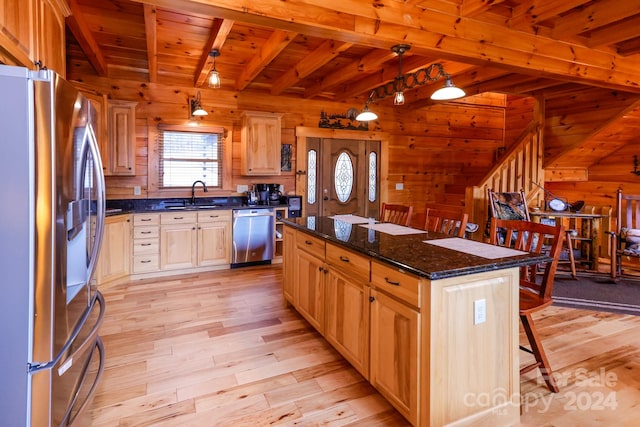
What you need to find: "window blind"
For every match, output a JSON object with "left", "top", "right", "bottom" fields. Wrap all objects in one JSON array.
[{"left": 157, "top": 128, "right": 225, "bottom": 189}]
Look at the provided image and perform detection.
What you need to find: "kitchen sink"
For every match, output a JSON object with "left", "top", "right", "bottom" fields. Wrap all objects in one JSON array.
[{"left": 166, "top": 205, "right": 220, "bottom": 210}]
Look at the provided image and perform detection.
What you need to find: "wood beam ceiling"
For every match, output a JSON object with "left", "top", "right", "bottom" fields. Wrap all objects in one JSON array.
[{"left": 66, "top": 0, "right": 108, "bottom": 76}]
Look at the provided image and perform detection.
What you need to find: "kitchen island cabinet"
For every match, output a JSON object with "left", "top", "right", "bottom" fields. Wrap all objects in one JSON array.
[{"left": 282, "top": 216, "right": 543, "bottom": 427}]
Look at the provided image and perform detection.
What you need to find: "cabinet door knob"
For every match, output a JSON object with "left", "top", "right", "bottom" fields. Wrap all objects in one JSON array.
[
  {"left": 369, "top": 296, "right": 375, "bottom": 302},
  {"left": 318, "top": 266, "right": 323, "bottom": 272}
]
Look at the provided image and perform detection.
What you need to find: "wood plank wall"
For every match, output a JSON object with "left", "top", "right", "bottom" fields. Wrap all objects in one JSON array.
[{"left": 67, "top": 69, "right": 511, "bottom": 226}]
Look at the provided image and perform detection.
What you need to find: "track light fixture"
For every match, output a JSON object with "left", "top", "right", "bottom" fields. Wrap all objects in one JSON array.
[
  {"left": 208, "top": 49, "right": 221, "bottom": 89},
  {"left": 356, "top": 44, "right": 466, "bottom": 122},
  {"left": 190, "top": 91, "right": 208, "bottom": 117}
]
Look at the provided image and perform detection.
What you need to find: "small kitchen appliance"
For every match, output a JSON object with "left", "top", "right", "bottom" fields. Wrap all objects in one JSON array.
[
  {"left": 281, "top": 195, "right": 302, "bottom": 217},
  {"left": 268, "top": 183, "right": 282, "bottom": 204},
  {"left": 255, "top": 183, "right": 269, "bottom": 205}
]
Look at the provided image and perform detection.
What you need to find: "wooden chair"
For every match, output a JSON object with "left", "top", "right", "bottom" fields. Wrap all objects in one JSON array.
[
  {"left": 489, "top": 218, "right": 564, "bottom": 393},
  {"left": 380, "top": 203, "right": 413, "bottom": 226},
  {"left": 488, "top": 189, "right": 577, "bottom": 279},
  {"left": 610, "top": 189, "right": 640, "bottom": 280},
  {"left": 424, "top": 208, "right": 468, "bottom": 238}
]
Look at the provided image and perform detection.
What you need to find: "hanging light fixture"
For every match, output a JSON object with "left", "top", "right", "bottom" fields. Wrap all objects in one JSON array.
[
  {"left": 208, "top": 49, "right": 221, "bottom": 88},
  {"left": 190, "top": 91, "right": 208, "bottom": 116},
  {"left": 391, "top": 44, "right": 409, "bottom": 105},
  {"left": 355, "top": 44, "right": 466, "bottom": 122}
]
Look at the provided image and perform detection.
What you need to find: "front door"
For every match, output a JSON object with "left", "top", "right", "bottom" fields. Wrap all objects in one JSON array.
[{"left": 304, "top": 137, "right": 380, "bottom": 218}]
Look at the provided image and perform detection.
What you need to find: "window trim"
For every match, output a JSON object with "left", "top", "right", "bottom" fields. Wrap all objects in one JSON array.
[{"left": 148, "top": 123, "right": 233, "bottom": 197}]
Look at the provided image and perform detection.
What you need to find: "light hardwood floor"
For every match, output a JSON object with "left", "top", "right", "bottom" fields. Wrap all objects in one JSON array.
[{"left": 91, "top": 265, "right": 640, "bottom": 426}]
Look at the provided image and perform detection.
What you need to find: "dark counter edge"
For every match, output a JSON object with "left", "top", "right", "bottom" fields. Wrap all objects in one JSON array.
[
  {"left": 282, "top": 217, "right": 550, "bottom": 281},
  {"left": 101, "top": 196, "right": 286, "bottom": 216}
]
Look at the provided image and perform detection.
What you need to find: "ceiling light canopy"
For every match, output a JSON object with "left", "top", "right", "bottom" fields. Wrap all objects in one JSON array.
[
  {"left": 356, "top": 44, "right": 466, "bottom": 122},
  {"left": 190, "top": 91, "right": 208, "bottom": 117},
  {"left": 208, "top": 49, "right": 221, "bottom": 89}
]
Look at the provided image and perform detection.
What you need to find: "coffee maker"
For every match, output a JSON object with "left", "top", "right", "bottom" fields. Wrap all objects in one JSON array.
[
  {"left": 255, "top": 183, "right": 269, "bottom": 205},
  {"left": 268, "top": 184, "right": 282, "bottom": 204}
]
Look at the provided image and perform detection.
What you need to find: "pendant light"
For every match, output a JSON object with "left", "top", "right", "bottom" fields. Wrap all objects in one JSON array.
[
  {"left": 208, "top": 49, "right": 221, "bottom": 89},
  {"left": 355, "top": 44, "right": 466, "bottom": 122}
]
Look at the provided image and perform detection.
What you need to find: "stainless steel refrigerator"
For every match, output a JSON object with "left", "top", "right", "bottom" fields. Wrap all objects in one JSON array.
[{"left": 0, "top": 65, "right": 106, "bottom": 426}]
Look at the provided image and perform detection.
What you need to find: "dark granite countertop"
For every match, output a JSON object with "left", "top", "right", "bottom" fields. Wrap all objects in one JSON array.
[
  {"left": 102, "top": 197, "right": 284, "bottom": 216},
  {"left": 283, "top": 216, "right": 549, "bottom": 280}
]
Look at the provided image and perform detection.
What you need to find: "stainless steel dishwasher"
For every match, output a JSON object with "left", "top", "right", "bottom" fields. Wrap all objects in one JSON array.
[{"left": 232, "top": 208, "right": 275, "bottom": 267}]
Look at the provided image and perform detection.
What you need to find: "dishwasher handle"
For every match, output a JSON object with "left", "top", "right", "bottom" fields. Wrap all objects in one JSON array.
[{"left": 233, "top": 209, "right": 275, "bottom": 218}]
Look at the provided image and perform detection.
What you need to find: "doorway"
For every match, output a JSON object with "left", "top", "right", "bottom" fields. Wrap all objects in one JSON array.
[{"left": 302, "top": 137, "right": 380, "bottom": 218}]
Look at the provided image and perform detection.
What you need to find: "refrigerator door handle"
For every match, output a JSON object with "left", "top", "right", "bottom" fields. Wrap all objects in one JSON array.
[
  {"left": 28, "top": 291, "right": 105, "bottom": 374},
  {"left": 86, "top": 123, "right": 105, "bottom": 283},
  {"left": 60, "top": 336, "right": 105, "bottom": 427}
]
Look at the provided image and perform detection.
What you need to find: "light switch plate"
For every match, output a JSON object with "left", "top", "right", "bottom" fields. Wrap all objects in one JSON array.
[
  {"left": 474, "top": 299, "right": 486, "bottom": 325},
  {"left": 395, "top": 183, "right": 404, "bottom": 190},
  {"left": 133, "top": 185, "right": 141, "bottom": 196},
  {"left": 237, "top": 184, "right": 249, "bottom": 193}
]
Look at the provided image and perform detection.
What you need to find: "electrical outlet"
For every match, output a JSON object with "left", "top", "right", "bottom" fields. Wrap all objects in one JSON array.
[
  {"left": 133, "top": 185, "right": 141, "bottom": 196},
  {"left": 395, "top": 183, "right": 404, "bottom": 190},
  {"left": 237, "top": 184, "right": 249, "bottom": 193},
  {"left": 474, "top": 299, "right": 486, "bottom": 325}
]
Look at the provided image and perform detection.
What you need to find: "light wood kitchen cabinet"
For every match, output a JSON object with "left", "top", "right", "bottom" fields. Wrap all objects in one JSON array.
[
  {"left": 160, "top": 212, "right": 198, "bottom": 270},
  {"left": 107, "top": 99, "right": 137, "bottom": 176},
  {"left": 0, "top": 0, "right": 69, "bottom": 74},
  {"left": 132, "top": 213, "right": 160, "bottom": 274},
  {"left": 324, "top": 243, "right": 371, "bottom": 379},
  {"left": 295, "top": 232, "right": 326, "bottom": 333},
  {"left": 84, "top": 92, "right": 108, "bottom": 173},
  {"left": 36, "top": 0, "right": 68, "bottom": 76},
  {"left": 240, "top": 111, "right": 282, "bottom": 176},
  {"left": 369, "top": 287, "right": 419, "bottom": 425},
  {"left": 97, "top": 214, "right": 131, "bottom": 285},
  {"left": 0, "top": 0, "right": 36, "bottom": 66},
  {"left": 282, "top": 226, "right": 296, "bottom": 303},
  {"left": 160, "top": 210, "right": 232, "bottom": 271},
  {"left": 197, "top": 210, "right": 231, "bottom": 266}
]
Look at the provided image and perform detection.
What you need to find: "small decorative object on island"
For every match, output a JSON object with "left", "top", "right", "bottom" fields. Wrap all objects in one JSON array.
[{"left": 318, "top": 109, "right": 369, "bottom": 131}]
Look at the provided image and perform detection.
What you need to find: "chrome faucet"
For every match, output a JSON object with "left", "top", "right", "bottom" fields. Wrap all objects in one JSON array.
[{"left": 191, "top": 180, "right": 208, "bottom": 205}]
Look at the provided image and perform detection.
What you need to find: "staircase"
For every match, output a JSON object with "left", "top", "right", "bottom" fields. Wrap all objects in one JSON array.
[{"left": 464, "top": 120, "right": 545, "bottom": 235}]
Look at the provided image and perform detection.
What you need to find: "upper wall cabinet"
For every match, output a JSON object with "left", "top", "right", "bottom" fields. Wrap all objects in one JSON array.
[
  {"left": 107, "top": 100, "right": 137, "bottom": 176},
  {"left": 0, "top": 0, "right": 69, "bottom": 75},
  {"left": 0, "top": 0, "right": 36, "bottom": 66},
  {"left": 36, "top": 0, "right": 69, "bottom": 76},
  {"left": 241, "top": 111, "right": 282, "bottom": 176}
]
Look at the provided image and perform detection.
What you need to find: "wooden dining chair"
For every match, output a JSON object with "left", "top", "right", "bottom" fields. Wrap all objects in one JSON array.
[
  {"left": 488, "top": 189, "right": 577, "bottom": 279},
  {"left": 424, "top": 208, "right": 468, "bottom": 238},
  {"left": 489, "top": 218, "right": 565, "bottom": 393},
  {"left": 610, "top": 188, "right": 640, "bottom": 280},
  {"left": 380, "top": 203, "right": 413, "bottom": 226}
]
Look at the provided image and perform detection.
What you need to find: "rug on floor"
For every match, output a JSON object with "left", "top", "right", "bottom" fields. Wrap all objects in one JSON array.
[{"left": 552, "top": 274, "right": 640, "bottom": 315}]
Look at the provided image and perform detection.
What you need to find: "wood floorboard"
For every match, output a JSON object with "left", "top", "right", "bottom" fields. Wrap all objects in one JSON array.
[{"left": 91, "top": 265, "right": 640, "bottom": 426}]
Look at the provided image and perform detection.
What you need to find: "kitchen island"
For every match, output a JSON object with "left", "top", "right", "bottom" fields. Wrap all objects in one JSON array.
[{"left": 282, "top": 216, "right": 548, "bottom": 427}]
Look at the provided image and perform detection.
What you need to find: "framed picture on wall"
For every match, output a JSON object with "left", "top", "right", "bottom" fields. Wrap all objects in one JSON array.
[{"left": 281, "top": 144, "right": 292, "bottom": 172}]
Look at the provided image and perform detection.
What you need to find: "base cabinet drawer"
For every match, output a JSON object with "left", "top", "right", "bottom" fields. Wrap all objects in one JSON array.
[{"left": 132, "top": 254, "right": 160, "bottom": 273}]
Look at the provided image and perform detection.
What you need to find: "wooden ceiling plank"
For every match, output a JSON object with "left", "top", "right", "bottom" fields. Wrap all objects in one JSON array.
[
  {"left": 66, "top": 0, "right": 108, "bottom": 76},
  {"left": 132, "top": 0, "right": 640, "bottom": 94},
  {"left": 305, "top": 48, "right": 399, "bottom": 98},
  {"left": 194, "top": 18, "right": 234, "bottom": 87},
  {"left": 617, "top": 38, "right": 640, "bottom": 57},
  {"left": 235, "top": 30, "right": 297, "bottom": 91},
  {"left": 270, "top": 40, "right": 353, "bottom": 95},
  {"left": 552, "top": 0, "right": 640, "bottom": 37},
  {"left": 460, "top": 0, "right": 509, "bottom": 18},
  {"left": 143, "top": 4, "right": 157, "bottom": 83},
  {"left": 587, "top": 16, "right": 640, "bottom": 48},
  {"left": 510, "top": 0, "right": 590, "bottom": 26}
]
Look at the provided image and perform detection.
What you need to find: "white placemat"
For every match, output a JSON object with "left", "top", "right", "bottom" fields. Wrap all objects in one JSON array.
[
  {"left": 360, "top": 223, "right": 426, "bottom": 235},
  {"left": 423, "top": 238, "right": 527, "bottom": 259},
  {"left": 329, "top": 214, "right": 374, "bottom": 224}
]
